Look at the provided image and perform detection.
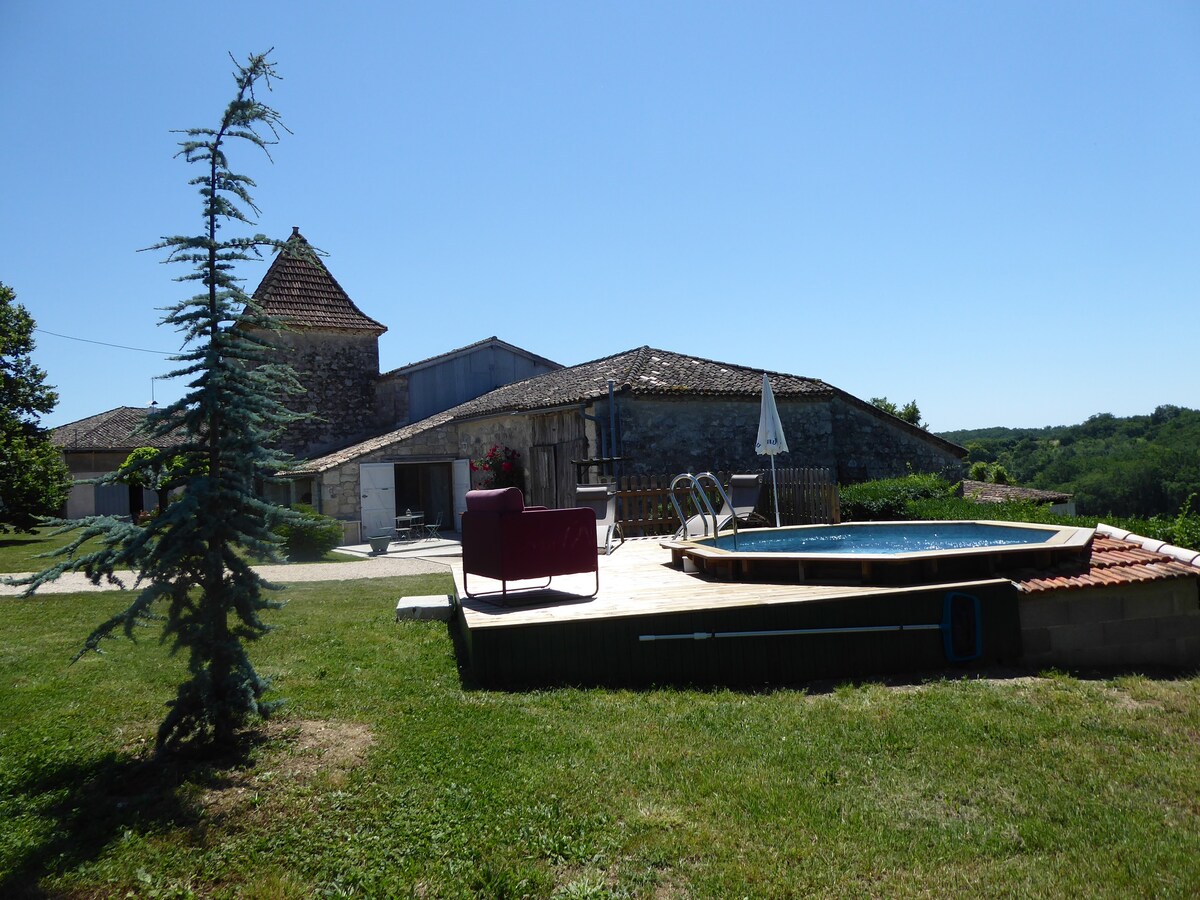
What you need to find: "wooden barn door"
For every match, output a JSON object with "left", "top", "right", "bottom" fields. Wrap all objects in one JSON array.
[{"left": 528, "top": 445, "right": 557, "bottom": 508}]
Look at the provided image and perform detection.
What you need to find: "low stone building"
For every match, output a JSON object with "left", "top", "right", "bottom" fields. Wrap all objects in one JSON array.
[
  {"left": 288, "top": 346, "right": 966, "bottom": 539},
  {"left": 962, "top": 480, "right": 1076, "bottom": 516},
  {"left": 50, "top": 406, "right": 184, "bottom": 519}
]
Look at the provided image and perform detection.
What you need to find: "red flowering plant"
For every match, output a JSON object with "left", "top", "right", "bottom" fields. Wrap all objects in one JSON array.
[{"left": 469, "top": 444, "right": 524, "bottom": 491}]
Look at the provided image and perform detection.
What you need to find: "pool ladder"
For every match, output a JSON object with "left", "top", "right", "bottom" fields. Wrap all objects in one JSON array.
[{"left": 669, "top": 472, "right": 739, "bottom": 550}]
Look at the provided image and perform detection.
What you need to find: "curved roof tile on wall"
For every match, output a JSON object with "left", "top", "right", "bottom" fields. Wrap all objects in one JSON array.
[{"left": 1012, "top": 529, "right": 1200, "bottom": 593}]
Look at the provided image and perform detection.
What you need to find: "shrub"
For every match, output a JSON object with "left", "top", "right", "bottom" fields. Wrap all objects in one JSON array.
[
  {"left": 906, "top": 496, "right": 1058, "bottom": 524},
  {"left": 274, "top": 504, "right": 344, "bottom": 561},
  {"left": 1169, "top": 494, "right": 1200, "bottom": 551},
  {"left": 967, "top": 461, "right": 1010, "bottom": 484},
  {"left": 840, "top": 474, "right": 957, "bottom": 521}
]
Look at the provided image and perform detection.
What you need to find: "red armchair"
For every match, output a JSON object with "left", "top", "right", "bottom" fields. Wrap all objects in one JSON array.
[{"left": 461, "top": 487, "right": 599, "bottom": 600}]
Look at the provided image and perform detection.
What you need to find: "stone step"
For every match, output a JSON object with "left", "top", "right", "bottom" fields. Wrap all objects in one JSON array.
[{"left": 395, "top": 594, "right": 455, "bottom": 622}]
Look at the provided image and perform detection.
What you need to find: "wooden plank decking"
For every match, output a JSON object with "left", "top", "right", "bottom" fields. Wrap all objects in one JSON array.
[
  {"left": 449, "top": 539, "right": 1023, "bottom": 688},
  {"left": 455, "top": 538, "right": 906, "bottom": 627}
]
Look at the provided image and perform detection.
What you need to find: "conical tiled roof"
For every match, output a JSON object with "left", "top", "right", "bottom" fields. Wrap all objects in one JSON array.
[{"left": 251, "top": 228, "right": 386, "bottom": 334}]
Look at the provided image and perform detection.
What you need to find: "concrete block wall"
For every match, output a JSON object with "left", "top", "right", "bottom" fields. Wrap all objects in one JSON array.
[{"left": 1019, "top": 579, "right": 1200, "bottom": 670}]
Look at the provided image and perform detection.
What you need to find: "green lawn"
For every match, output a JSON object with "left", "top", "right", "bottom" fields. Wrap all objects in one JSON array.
[
  {"left": 2, "top": 576, "right": 1199, "bottom": 897},
  {"left": 0, "top": 526, "right": 102, "bottom": 574},
  {"left": 0, "top": 526, "right": 360, "bottom": 575}
]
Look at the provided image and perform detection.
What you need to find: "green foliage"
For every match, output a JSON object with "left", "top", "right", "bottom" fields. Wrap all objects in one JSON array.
[
  {"left": 906, "top": 495, "right": 1067, "bottom": 525},
  {"left": 18, "top": 52, "right": 306, "bottom": 756},
  {"left": 939, "top": 406, "right": 1200, "bottom": 518},
  {"left": 839, "top": 473, "right": 956, "bottom": 521},
  {"left": 870, "top": 396, "right": 924, "bottom": 428},
  {"left": 1165, "top": 494, "right": 1200, "bottom": 552},
  {"left": 967, "top": 460, "right": 1010, "bottom": 484},
  {"left": 0, "top": 432, "right": 72, "bottom": 532},
  {"left": 117, "top": 446, "right": 192, "bottom": 512},
  {"left": 0, "top": 283, "right": 71, "bottom": 531},
  {"left": 273, "top": 504, "right": 343, "bottom": 561}
]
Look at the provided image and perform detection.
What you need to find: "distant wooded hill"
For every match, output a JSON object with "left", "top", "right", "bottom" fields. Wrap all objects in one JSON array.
[{"left": 938, "top": 405, "right": 1200, "bottom": 518}]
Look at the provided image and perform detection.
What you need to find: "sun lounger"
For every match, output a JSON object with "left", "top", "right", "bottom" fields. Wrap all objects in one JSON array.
[
  {"left": 575, "top": 484, "right": 625, "bottom": 555},
  {"left": 676, "top": 473, "right": 764, "bottom": 539}
]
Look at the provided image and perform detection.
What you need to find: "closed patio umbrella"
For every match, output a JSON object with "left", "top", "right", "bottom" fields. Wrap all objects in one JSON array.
[{"left": 755, "top": 373, "right": 788, "bottom": 527}]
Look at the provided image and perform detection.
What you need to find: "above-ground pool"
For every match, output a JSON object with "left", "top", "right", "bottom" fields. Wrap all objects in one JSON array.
[{"left": 665, "top": 520, "right": 1094, "bottom": 586}]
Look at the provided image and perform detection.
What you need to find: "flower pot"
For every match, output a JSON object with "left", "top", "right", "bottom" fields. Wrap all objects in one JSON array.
[{"left": 368, "top": 534, "right": 392, "bottom": 555}]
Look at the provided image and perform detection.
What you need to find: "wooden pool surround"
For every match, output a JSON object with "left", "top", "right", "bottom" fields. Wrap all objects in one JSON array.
[{"left": 663, "top": 521, "right": 1095, "bottom": 587}]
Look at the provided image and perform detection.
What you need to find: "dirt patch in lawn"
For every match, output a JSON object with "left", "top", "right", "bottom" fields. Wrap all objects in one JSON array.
[{"left": 201, "top": 718, "right": 374, "bottom": 817}]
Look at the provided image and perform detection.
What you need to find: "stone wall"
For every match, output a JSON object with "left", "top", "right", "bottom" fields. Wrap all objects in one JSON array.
[
  {"left": 1018, "top": 579, "right": 1200, "bottom": 670},
  {"left": 460, "top": 418, "right": 536, "bottom": 475},
  {"left": 314, "top": 415, "right": 538, "bottom": 522},
  {"left": 829, "top": 396, "right": 964, "bottom": 483},
  {"left": 373, "top": 372, "right": 409, "bottom": 429},
  {"left": 308, "top": 393, "right": 965, "bottom": 527},
  {"left": 609, "top": 395, "right": 961, "bottom": 480},
  {"left": 614, "top": 397, "right": 836, "bottom": 476},
  {"left": 264, "top": 329, "right": 383, "bottom": 458}
]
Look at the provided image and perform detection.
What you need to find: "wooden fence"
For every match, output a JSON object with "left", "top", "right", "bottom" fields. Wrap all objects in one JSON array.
[{"left": 606, "top": 468, "right": 840, "bottom": 538}]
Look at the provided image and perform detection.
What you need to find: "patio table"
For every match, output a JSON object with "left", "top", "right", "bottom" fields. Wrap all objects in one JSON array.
[{"left": 395, "top": 511, "right": 424, "bottom": 542}]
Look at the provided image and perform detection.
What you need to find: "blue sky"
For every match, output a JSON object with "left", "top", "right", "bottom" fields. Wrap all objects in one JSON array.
[{"left": 4, "top": 1, "right": 1198, "bottom": 433}]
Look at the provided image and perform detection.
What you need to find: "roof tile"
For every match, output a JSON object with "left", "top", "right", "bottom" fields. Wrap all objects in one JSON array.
[
  {"left": 52, "top": 406, "right": 184, "bottom": 451},
  {"left": 962, "top": 480, "right": 1072, "bottom": 504},
  {"left": 251, "top": 229, "right": 386, "bottom": 334},
  {"left": 1013, "top": 533, "right": 1200, "bottom": 593}
]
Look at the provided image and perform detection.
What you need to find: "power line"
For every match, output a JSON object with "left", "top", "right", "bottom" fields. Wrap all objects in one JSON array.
[{"left": 35, "top": 328, "right": 177, "bottom": 356}]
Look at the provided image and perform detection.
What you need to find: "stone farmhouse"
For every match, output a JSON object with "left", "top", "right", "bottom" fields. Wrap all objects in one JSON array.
[
  {"left": 53, "top": 229, "right": 966, "bottom": 537},
  {"left": 52, "top": 406, "right": 182, "bottom": 519}
]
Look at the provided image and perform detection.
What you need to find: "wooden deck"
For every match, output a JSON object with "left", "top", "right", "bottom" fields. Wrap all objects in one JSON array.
[{"left": 451, "top": 539, "right": 1023, "bottom": 688}]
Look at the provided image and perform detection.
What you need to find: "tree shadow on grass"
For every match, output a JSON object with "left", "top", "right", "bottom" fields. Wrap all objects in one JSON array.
[
  {"left": 1, "top": 735, "right": 266, "bottom": 898},
  {"left": 0, "top": 537, "right": 41, "bottom": 549}
]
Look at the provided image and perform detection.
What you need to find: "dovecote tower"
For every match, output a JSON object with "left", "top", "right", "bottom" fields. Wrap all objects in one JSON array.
[{"left": 249, "top": 228, "right": 388, "bottom": 458}]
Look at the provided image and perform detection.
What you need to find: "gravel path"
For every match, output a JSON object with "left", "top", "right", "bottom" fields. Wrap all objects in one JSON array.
[{"left": 0, "top": 552, "right": 456, "bottom": 596}]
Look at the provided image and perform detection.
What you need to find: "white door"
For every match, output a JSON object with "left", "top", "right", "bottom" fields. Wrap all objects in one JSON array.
[
  {"left": 452, "top": 459, "right": 471, "bottom": 531},
  {"left": 360, "top": 463, "right": 397, "bottom": 537}
]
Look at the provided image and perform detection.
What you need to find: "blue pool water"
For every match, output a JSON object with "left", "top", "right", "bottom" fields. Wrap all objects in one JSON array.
[{"left": 707, "top": 522, "right": 1053, "bottom": 555}]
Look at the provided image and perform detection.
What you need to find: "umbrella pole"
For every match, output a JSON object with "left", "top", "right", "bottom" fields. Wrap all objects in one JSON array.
[{"left": 771, "top": 454, "right": 781, "bottom": 528}]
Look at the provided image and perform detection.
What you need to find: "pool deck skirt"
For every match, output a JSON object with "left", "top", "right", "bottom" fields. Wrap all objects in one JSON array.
[{"left": 451, "top": 539, "right": 1024, "bottom": 688}]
